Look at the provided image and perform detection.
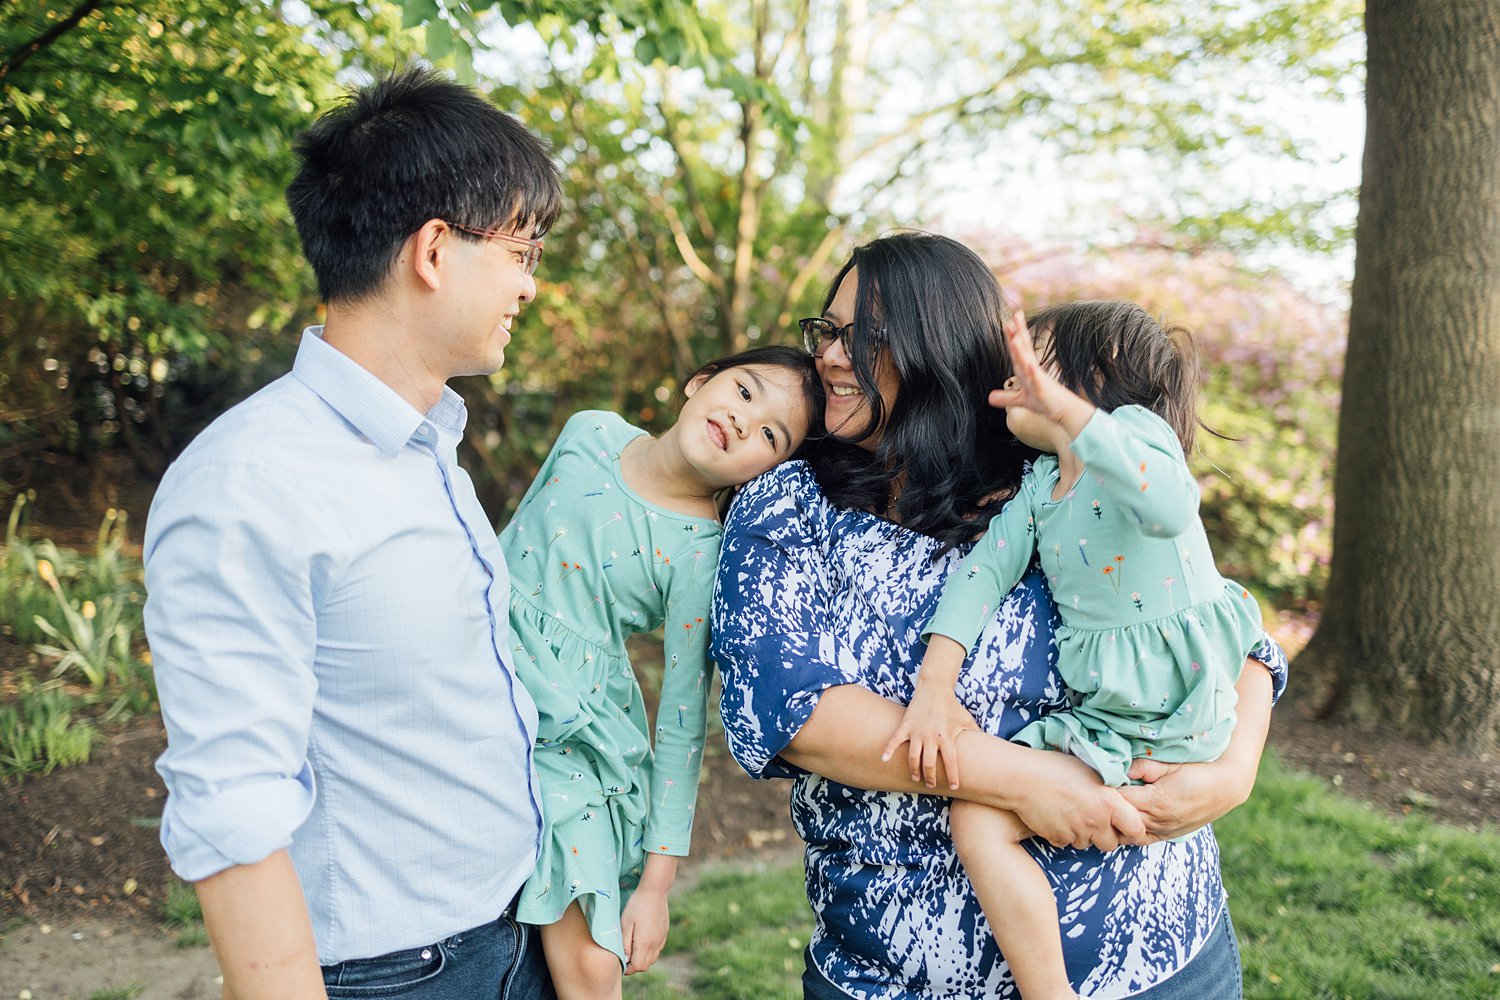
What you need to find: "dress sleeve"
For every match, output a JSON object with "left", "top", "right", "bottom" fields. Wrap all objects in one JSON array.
[
  {"left": 1070, "top": 405, "right": 1200, "bottom": 538},
  {"left": 922, "top": 475, "right": 1040, "bottom": 652},
  {"left": 1249, "top": 631, "right": 1291, "bottom": 704},
  {"left": 709, "top": 465, "right": 859, "bottom": 780},
  {"left": 144, "top": 461, "right": 325, "bottom": 882},
  {"left": 645, "top": 543, "right": 716, "bottom": 855}
]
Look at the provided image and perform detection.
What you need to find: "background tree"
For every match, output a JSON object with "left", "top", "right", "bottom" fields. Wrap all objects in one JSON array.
[
  {"left": 1296, "top": 2, "right": 1500, "bottom": 748},
  {"left": 458, "top": 0, "right": 1359, "bottom": 512}
]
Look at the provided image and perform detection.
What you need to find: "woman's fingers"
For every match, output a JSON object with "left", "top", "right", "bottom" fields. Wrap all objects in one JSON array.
[{"left": 943, "top": 737, "right": 961, "bottom": 789}]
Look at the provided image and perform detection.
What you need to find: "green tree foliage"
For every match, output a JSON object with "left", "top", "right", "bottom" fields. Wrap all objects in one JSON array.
[
  {"left": 458, "top": 0, "right": 1359, "bottom": 514},
  {"left": 1, "top": 0, "right": 1361, "bottom": 530},
  {"left": 0, "top": 2, "right": 419, "bottom": 475}
]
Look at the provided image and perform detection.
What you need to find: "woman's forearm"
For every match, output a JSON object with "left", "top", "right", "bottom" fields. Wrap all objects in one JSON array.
[
  {"left": 782, "top": 684, "right": 1017, "bottom": 805},
  {"left": 1218, "top": 659, "right": 1275, "bottom": 804},
  {"left": 1118, "top": 658, "right": 1276, "bottom": 838},
  {"left": 781, "top": 684, "right": 1144, "bottom": 849}
]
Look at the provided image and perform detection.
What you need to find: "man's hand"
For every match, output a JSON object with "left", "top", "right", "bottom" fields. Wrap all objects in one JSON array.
[{"left": 195, "top": 851, "right": 326, "bottom": 1000}]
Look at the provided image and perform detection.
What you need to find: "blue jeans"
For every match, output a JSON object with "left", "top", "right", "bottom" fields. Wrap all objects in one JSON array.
[
  {"left": 801, "top": 909, "right": 1242, "bottom": 999},
  {"left": 323, "top": 913, "right": 555, "bottom": 999}
]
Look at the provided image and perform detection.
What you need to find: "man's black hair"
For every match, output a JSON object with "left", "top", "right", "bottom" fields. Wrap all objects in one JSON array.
[{"left": 286, "top": 64, "right": 562, "bottom": 303}]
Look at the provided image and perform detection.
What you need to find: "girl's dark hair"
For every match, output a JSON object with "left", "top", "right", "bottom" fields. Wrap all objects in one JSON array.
[
  {"left": 809, "top": 232, "right": 1030, "bottom": 548},
  {"left": 682, "top": 345, "right": 825, "bottom": 462},
  {"left": 1025, "top": 301, "right": 1203, "bottom": 454},
  {"left": 286, "top": 64, "right": 562, "bottom": 303}
]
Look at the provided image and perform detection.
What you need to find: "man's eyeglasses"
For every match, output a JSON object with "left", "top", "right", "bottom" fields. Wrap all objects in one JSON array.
[
  {"left": 446, "top": 221, "right": 545, "bottom": 275},
  {"left": 798, "top": 317, "right": 885, "bottom": 357}
]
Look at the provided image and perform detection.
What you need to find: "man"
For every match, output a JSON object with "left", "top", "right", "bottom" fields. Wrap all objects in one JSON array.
[{"left": 143, "top": 66, "right": 562, "bottom": 999}]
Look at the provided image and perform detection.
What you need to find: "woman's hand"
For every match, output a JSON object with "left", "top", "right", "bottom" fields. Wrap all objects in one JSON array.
[
  {"left": 1119, "top": 756, "right": 1252, "bottom": 840},
  {"left": 880, "top": 685, "right": 981, "bottom": 790},
  {"left": 994, "top": 739, "right": 1148, "bottom": 852},
  {"left": 1119, "top": 660, "right": 1275, "bottom": 839}
]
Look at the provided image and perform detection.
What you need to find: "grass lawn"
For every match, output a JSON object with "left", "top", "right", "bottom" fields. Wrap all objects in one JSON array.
[{"left": 625, "top": 754, "right": 1500, "bottom": 999}]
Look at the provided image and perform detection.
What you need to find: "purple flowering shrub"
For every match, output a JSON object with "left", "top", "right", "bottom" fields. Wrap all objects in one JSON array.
[{"left": 989, "top": 241, "right": 1343, "bottom": 603}]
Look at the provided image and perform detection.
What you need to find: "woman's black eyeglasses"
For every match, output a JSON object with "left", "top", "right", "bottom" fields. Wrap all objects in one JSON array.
[{"left": 798, "top": 317, "right": 886, "bottom": 357}]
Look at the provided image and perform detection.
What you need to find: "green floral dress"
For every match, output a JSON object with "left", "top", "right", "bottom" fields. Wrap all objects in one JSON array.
[
  {"left": 925, "top": 405, "right": 1263, "bottom": 786},
  {"left": 501, "top": 411, "right": 718, "bottom": 962}
]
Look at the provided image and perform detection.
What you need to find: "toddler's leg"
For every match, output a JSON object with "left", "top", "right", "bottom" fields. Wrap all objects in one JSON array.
[
  {"left": 949, "top": 801, "right": 1080, "bottom": 1000},
  {"left": 539, "top": 901, "right": 623, "bottom": 1000}
]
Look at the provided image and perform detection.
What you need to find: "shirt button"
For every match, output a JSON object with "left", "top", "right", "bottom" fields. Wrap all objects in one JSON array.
[{"left": 416, "top": 424, "right": 434, "bottom": 439}]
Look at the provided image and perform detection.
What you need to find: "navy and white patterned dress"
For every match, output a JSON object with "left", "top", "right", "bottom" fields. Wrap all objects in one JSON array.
[{"left": 710, "top": 462, "right": 1288, "bottom": 999}]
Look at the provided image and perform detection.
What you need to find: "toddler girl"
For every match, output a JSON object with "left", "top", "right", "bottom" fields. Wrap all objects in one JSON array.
[
  {"left": 503, "top": 346, "right": 822, "bottom": 1000},
  {"left": 883, "top": 302, "right": 1261, "bottom": 1000}
]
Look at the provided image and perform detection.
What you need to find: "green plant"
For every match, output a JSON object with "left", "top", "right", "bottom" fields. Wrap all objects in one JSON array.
[
  {"left": 0, "top": 683, "right": 93, "bottom": 780},
  {"left": 82, "top": 988, "right": 144, "bottom": 1000},
  {"left": 160, "top": 880, "right": 208, "bottom": 949},
  {"left": 30, "top": 559, "right": 154, "bottom": 718}
]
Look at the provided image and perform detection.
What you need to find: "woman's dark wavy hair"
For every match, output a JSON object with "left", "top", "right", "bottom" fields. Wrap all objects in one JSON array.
[
  {"left": 1025, "top": 301, "right": 1204, "bottom": 454},
  {"left": 286, "top": 64, "right": 561, "bottom": 303},
  {"left": 808, "top": 232, "right": 1031, "bottom": 549},
  {"left": 681, "top": 345, "right": 826, "bottom": 519}
]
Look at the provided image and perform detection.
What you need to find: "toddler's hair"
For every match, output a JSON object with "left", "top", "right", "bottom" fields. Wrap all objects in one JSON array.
[
  {"left": 681, "top": 346, "right": 826, "bottom": 460},
  {"left": 1025, "top": 301, "right": 1203, "bottom": 454}
]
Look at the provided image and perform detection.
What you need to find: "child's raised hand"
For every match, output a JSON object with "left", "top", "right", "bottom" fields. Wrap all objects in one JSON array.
[
  {"left": 880, "top": 683, "right": 981, "bottom": 790},
  {"left": 987, "top": 310, "right": 1090, "bottom": 430}
]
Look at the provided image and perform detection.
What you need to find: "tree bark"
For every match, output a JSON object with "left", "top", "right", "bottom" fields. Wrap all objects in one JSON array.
[{"left": 1297, "top": 1, "right": 1500, "bottom": 749}]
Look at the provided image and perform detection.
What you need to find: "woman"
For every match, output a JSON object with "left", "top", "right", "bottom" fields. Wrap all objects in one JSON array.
[{"left": 709, "top": 232, "right": 1287, "bottom": 999}]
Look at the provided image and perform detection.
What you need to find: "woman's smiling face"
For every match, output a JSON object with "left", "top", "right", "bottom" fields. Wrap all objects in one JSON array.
[{"left": 815, "top": 268, "right": 900, "bottom": 450}]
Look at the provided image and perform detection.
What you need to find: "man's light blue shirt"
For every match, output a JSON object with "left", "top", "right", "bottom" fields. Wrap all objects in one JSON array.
[{"left": 145, "top": 328, "right": 543, "bottom": 965}]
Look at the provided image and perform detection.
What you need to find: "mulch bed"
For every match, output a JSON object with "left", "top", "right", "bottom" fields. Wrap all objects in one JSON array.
[{"left": 0, "top": 710, "right": 794, "bottom": 925}]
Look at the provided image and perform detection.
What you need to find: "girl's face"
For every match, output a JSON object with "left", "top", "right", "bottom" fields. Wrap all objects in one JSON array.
[
  {"left": 677, "top": 364, "right": 812, "bottom": 489},
  {"left": 815, "top": 268, "right": 900, "bottom": 451}
]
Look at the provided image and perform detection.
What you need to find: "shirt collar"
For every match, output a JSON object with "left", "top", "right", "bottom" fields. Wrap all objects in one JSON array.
[{"left": 292, "top": 327, "right": 468, "bottom": 457}]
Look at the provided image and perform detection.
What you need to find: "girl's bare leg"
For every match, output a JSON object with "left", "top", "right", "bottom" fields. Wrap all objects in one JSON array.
[
  {"left": 950, "top": 800, "right": 1081, "bottom": 1000},
  {"left": 539, "top": 901, "right": 623, "bottom": 1000}
]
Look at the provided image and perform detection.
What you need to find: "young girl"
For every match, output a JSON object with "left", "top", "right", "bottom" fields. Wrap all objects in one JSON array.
[
  {"left": 883, "top": 302, "right": 1262, "bottom": 1000},
  {"left": 502, "top": 346, "right": 822, "bottom": 1000}
]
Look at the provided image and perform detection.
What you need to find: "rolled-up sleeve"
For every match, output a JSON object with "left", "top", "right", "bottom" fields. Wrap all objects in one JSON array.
[
  {"left": 710, "top": 467, "right": 859, "bottom": 780},
  {"left": 1249, "top": 631, "right": 1291, "bottom": 704},
  {"left": 144, "top": 461, "right": 326, "bottom": 881}
]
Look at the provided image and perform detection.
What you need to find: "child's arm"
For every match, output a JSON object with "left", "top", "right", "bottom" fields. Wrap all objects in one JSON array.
[
  {"left": 621, "top": 852, "right": 677, "bottom": 974},
  {"left": 881, "top": 635, "right": 980, "bottom": 789},
  {"left": 989, "top": 311, "right": 1199, "bottom": 537},
  {"left": 644, "top": 554, "right": 715, "bottom": 857},
  {"left": 888, "top": 489, "right": 1038, "bottom": 789},
  {"left": 1068, "top": 405, "right": 1201, "bottom": 538}
]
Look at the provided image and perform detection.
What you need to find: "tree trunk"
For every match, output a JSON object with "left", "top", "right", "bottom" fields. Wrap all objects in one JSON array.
[{"left": 1297, "top": 1, "right": 1500, "bottom": 749}]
